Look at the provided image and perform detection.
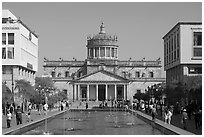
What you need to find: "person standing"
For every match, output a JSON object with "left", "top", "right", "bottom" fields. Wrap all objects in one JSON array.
[
  {"left": 151, "top": 105, "right": 157, "bottom": 121},
  {"left": 86, "top": 102, "right": 88, "bottom": 109},
  {"left": 167, "top": 109, "right": 173, "bottom": 124},
  {"left": 181, "top": 109, "right": 188, "bottom": 130},
  {"left": 193, "top": 109, "right": 200, "bottom": 129},
  {"left": 16, "top": 106, "right": 22, "bottom": 125},
  {"left": 6, "top": 109, "right": 12, "bottom": 128},
  {"left": 164, "top": 109, "right": 168, "bottom": 124}
]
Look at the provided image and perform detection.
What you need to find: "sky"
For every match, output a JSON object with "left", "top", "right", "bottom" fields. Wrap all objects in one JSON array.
[{"left": 2, "top": 2, "right": 202, "bottom": 77}]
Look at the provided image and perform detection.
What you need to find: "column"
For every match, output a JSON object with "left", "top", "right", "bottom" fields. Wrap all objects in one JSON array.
[
  {"left": 87, "top": 84, "right": 90, "bottom": 101},
  {"left": 93, "top": 48, "right": 95, "bottom": 58},
  {"left": 99, "top": 47, "right": 101, "bottom": 58},
  {"left": 78, "top": 84, "right": 80, "bottom": 100},
  {"left": 96, "top": 84, "right": 98, "bottom": 101},
  {"left": 123, "top": 84, "right": 126, "bottom": 100},
  {"left": 75, "top": 85, "right": 79, "bottom": 100},
  {"left": 105, "top": 84, "right": 108, "bottom": 100},
  {"left": 114, "top": 84, "right": 117, "bottom": 100},
  {"left": 87, "top": 48, "right": 89, "bottom": 58},
  {"left": 126, "top": 84, "right": 128, "bottom": 100},
  {"left": 74, "top": 84, "right": 77, "bottom": 101},
  {"left": 105, "top": 47, "right": 106, "bottom": 58}
]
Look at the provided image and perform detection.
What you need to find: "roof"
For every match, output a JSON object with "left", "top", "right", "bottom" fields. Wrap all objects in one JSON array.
[
  {"left": 74, "top": 69, "right": 129, "bottom": 83},
  {"left": 162, "top": 22, "right": 202, "bottom": 39}
]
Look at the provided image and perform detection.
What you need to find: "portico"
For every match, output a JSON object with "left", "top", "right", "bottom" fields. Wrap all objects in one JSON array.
[{"left": 72, "top": 70, "right": 129, "bottom": 101}]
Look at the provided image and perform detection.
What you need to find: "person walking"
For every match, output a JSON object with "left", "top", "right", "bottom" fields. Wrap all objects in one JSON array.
[
  {"left": 193, "top": 109, "right": 200, "bottom": 129},
  {"left": 16, "top": 106, "right": 22, "bottom": 125},
  {"left": 181, "top": 109, "right": 188, "bottom": 130},
  {"left": 167, "top": 109, "right": 173, "bottom": 124},
  {"left": 151, "top": 105, "right": 157, "bottom": 121},
  {"left": 6, "top": 109, "right": 12, "bottom": 128},
  {"left": 164, "top": 109, "right": 168, "bottom": 124}
]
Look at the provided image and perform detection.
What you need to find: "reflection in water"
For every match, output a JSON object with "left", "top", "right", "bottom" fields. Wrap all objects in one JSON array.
[{"left": 23, "top": 111, "right": 163, "bottom": 135}]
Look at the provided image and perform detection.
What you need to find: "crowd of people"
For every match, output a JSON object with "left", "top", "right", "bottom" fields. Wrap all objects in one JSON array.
[
  {"left": 130, "top": 99, "right": 202, "bottom": 130},
  {"left": 3, "top": 100, "right": 71, "bottom": 129}
]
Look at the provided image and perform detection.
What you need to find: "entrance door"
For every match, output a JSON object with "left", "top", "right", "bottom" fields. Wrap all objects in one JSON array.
[
  {"left": 81, "top": 87, "right": 87, "bottom": 101},
  {"left": 117, "top": 87, "right": 123, "bottom": 101},
  {"left": 98, "top": 85, "right": 105, "bottom": 101}
]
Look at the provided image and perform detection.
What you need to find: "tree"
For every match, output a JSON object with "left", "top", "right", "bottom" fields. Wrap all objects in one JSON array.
[
  {"left": 2, "top": 82, "right": 13, "bottom": 105},
  {"left": 15, "top": 79, "right": 36, "bottom": 101},
  {"left": 133, "top": 92, "right": 149, "bottom": 101},
  {"left": 35, "top": 77, "right": 55, "bottom": 104}
]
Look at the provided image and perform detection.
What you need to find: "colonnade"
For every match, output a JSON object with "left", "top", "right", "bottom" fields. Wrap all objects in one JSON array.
[
  {"left": 87, "top": 47, "right": 118, "bottom": 59},
  {"left": 73, "top": 83, "right": 128, "bottom": 101}
]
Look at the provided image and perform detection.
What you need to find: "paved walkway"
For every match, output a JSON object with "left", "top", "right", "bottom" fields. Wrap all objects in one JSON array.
[
  {"left": 1, "top": 101, "right": 100, "bottom": 134},
  {"left": 142, "top": 111, "right": 202, "bottom": 135},
  {"left": 2, "top": 101, "right": 202, "bottom": 135}
]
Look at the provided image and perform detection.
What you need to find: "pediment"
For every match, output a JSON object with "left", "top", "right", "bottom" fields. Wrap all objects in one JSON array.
[{"left": 77, "top": 70, "right": 127, "bottom": 82}]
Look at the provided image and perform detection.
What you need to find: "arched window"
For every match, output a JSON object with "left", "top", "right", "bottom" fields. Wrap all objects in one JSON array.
[{"left": 58, "top": 73, "right": 61, "bottom": 77}]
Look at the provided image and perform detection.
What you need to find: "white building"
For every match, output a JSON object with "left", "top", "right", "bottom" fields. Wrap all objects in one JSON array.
[
  {"left": 163, "top": 22, "right": 202, "bottom": 86},
  {"left": 2, "top": 9, "right": 39, "bottom": 94},
  {"left": 43, "top": 22, "right": 165, "bottom": 101}
]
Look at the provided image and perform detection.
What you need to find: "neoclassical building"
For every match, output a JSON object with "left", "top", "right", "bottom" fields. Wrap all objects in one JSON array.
[{"left": 43, "top": 22, "right": 165, "bottom": 101}]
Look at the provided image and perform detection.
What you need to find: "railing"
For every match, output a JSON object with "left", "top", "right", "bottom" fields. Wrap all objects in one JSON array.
[
  {"left": 44, "top": 61, "right": 85, "bottom": 66},
  {"left": 118, "top": 61, "right": 161, "bottom": 66}
]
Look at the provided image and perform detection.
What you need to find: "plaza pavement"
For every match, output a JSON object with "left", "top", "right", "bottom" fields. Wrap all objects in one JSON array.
[{"left": 2, "top": 101, "right": 202, "bottom": 135}]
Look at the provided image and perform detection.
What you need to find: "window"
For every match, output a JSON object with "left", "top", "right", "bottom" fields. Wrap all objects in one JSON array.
[
  {"left": 194, "top": 32, "right": 202, "bottom": 46},
  {"left": 150, "top": 72, "right": 154, "bottom": 78},
  {"left": 2, "top": 33, "right": 6, "bottom": 45},
  {"left": 2, "top": 18, "right": 8, "bottom": 23},
  {"left": 174, "top": 51, "right": 176, "bottom": 61},
  {"left": 193, "top": 48, "right": 202, "bottom": 57},
  {"left": 8, "top": 33, "right": 14, "bottom": 45},
  {"left": 58, "top": 73, "right": 61, "bottom": 77},
  {"left": 90, "top": 48, "right": 94, "bottom": 58},
  {"left": 137, "top": 89, "right": 141, "bottom": 94},
  {"left": 177, "top": 49, "right": 180, "bottom": 59},
  {"left": 106, "top": 47, "right": 110, "bottom": 57},
  {"left": 51, "top": 71, "right": 55, "bottom": 77},
  {"left": 193, "top": 32, "right": 202, "bottom": 58},
  {"left": 135, "top": 71, "right": 140, "bottom": 78},
  {"left": 100, "top": 47, "right": 105, "bottom": 57},
  {"left": 7, "top": 47, "right": 14, "bottom": 59},
  {"left": 115, "top": 48, "right": 117, "bottom": 58},
  {"left": 2, "top": 48, "right": 6, "bottom": 59},
  {"left": 189, "top": 67, "right": 202, "bottom": 74},
  {"left": 122, "top": 71, "right": 126, "bottom": 78},
  {"left": 95, "top": 47, "right": 99, "bottom": 57},
  {"left": 65, "top": 71, "right": 69, "bottom": 77},
  {"left": 111, "top": 48, "right": 114, "bottom": 57},
  {"left": 142, "top": 72, "right": 145, "bottom": 78},
  {"left": 2, "top": 66, "right": 6, "bottom": 74},
  {"left": 128, "top": 73, "right": 131, "bottom": 78}
]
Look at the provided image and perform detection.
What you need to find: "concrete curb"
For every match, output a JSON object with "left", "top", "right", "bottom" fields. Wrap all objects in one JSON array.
[
  {"left": 129, "top": 109, "right": 195, "bottom": 135},
  {"left": 3, "top": 108, "right": 195, "bottom": 135},
  {"left": 3, "top": 110, "right": 68, "bottom": 135}
]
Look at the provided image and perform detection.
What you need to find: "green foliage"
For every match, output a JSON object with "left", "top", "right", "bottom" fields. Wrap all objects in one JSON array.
[
  {"left": 35, "top": 77, "right": 54, "bottom": 90},
  {"left": 133, "top": 92, "right": 149, "bottom": 101},
  {"left": 15, "top": 79, "right": 36, "bottom": 100},
  {"left": 2, "top": 82, "right": 13, "bottom": 104}
]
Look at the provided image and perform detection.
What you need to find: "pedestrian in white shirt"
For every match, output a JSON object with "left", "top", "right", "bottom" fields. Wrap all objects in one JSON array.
[{"left": 167, "top": 109, "right": 173, "bottom": 124}]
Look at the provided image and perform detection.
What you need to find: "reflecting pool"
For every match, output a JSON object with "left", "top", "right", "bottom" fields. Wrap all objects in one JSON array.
[{"left": 23, "top": 110, "right": 163, "bottom": 135}]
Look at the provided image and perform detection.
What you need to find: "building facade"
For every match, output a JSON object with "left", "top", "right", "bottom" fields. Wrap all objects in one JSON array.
[
  {"left": 2, "top": 10, "right": 39, "bottom": 95},
  {"left": 43, "top": 22, "right": 165, "bottom": 101},
  {"left": 163, "top": 22, "right": 202, "bottom": 86}
]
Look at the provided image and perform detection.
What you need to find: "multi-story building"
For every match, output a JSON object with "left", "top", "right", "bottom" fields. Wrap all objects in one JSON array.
[
  {"left": 163, "top": 22, "right": 202, "bottom": 86},
  {"left": 2, "top": 10, "right": 38, "bottom": 96},
  {"left": 43, "top": 22, "right": 165, "bottom": 101}
]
